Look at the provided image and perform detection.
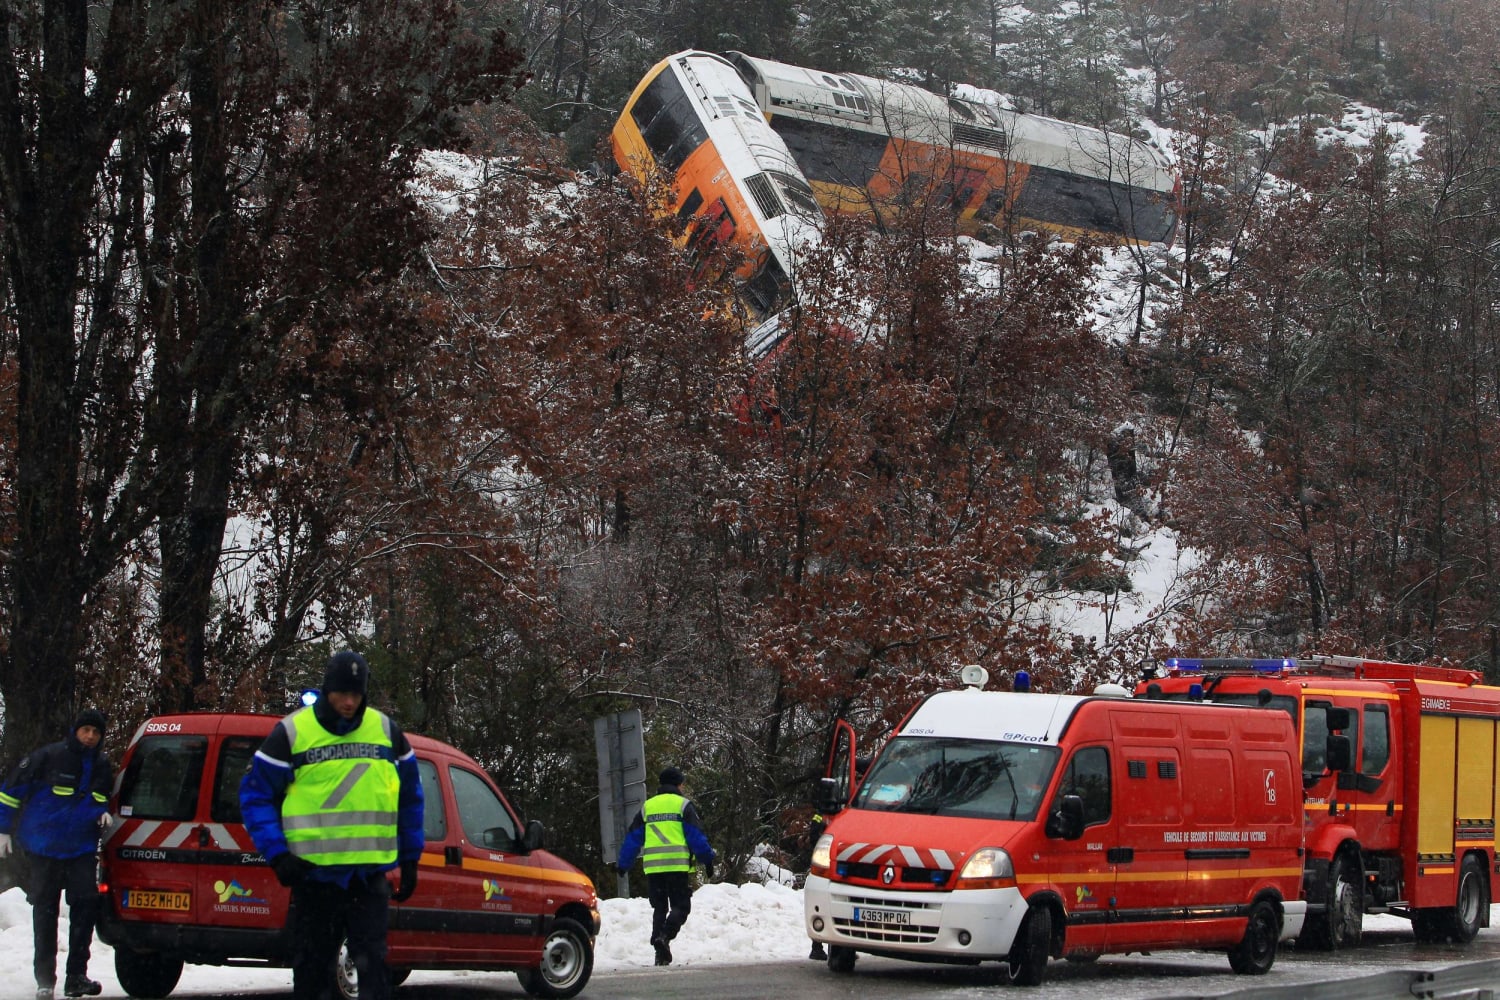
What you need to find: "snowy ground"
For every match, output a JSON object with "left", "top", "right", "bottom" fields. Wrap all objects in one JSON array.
[
  {"left": 0, "top": 880, "right": 811, "bottom": 996},
  {"left": 0, "top": 880, "right": 1485, "bottom": 998}
]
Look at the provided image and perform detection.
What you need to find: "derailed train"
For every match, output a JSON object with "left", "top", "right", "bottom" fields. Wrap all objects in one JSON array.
[{"left": 610, "top": 50, "right": 1178, "bottom": 343}]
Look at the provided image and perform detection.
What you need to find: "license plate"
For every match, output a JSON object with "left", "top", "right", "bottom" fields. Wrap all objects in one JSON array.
[
  {"left": 853, "top": 906, "right": 910, "bottom": 926},
  {"left": 125, "top": 889, "right": 191, "bottom": 912}
]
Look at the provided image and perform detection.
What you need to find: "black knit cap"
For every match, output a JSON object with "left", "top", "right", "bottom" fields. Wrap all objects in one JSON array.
[
  {"left": 322, "top": 650, "right": 369, "bottom": 698},
  {"left": 659, "top": 766, "right": 685, "bottom": 787},
  {"left": 73, "top": 708, "right": 107, "bottom": 733}
]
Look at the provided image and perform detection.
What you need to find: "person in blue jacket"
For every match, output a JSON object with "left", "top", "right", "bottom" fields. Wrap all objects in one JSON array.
[
  {"left": 616, "top": 765, "right": 715, "bottom": 966},
  {"left": 0, "top": 708, "right": 112, "bottom": 1000},
  {"left": 239, "top": 651, "right": 424, "bottom": 1000}
]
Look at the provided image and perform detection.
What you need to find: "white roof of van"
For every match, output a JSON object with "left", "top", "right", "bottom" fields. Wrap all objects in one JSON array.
[{"left": 897, "top": 690, "right": 1088, "bottom": 745}]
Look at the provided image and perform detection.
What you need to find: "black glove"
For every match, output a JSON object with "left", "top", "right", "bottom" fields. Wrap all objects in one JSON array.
[
  {"left": 393, "top": 859, "right": 418, "bottom": 902},
  {"left": 703, "top": 857, "right": 715, "bottom": 881},
  {"left": 270, "top": 852, "right": 315, "bottom": 888}
]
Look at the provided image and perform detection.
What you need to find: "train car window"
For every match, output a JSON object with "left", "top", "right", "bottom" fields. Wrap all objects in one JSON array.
[
  {"left": 770, "top": 118, "right": 887, "bottom": 188},
  {"left": 631, "top": 70, "right": 708, "bottom": 174},
  {"left": 768, "top": 170, "right": 821, "bottom": 218},
  {"left": 1013, "top": 165, "right": 1175, "bottom": 243},
  {"left": 742, "top": 254, "right": 790, "bottom": 319},
  {"left": 948, "top": 99, "right": 975, "bottom": 121},
  {"left": 1012, "top": 166, "right": 1129, "bottom": 237},
  {"left": 1120, "top": 186, "right": 1176, "bottom": 243},
  {"left": 676, "top": 188, "right": 705, "bottom": 222}
]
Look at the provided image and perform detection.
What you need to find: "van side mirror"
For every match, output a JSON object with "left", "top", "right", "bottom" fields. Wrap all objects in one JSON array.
[
  {"left": 521, "top": 819, "right": 545, "bottom": 853},
  {"left": 1326, "top": 734, "right": 1353, "bottom": 773},
  {"left": 816, "top": 777, "right": 846, "bottom": 815},
  {"left": 1046, "top": 794, "right": 1086, "bottom": 840},
  {"left": 1326, "top": 707, "right": 1353, "bottom": 732}
]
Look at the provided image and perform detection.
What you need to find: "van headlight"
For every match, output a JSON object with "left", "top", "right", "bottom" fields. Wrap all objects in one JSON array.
[
  {"left": 810, "top": 833, "right": 833, "bottom": 876},
  {"left": 955, "top": 848, "right": 1017, "bottom": 890}
]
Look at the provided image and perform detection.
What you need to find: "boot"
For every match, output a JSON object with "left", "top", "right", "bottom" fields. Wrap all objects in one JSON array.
[
  {"left": 651, "top": 935, "right": 672, "bottom": 966},
  {"left": 63, "top": 975, "right": 101, "bottom": 997},
  {"left": 809, "top": 940, "right": 827, "bottom": 960},
  {"left": 35, "top": 986, "right": 54, "bottom": 1000}
]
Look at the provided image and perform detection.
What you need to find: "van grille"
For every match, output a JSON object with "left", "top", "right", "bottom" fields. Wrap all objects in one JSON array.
[
  {"left": 830, "top": 891, "right": 942, "bottom": 944},
  {"left": 838, "top": 860, "right": 952, "bottom": 887}
]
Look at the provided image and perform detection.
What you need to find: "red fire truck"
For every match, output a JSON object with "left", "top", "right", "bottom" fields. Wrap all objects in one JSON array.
[{"left": 1140, "top": 655, "right": 1499, "bottom": 950}]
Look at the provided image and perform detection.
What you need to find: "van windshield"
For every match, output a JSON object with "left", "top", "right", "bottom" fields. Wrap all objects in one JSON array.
[{"left": 852, "top": 737, "right": 1059, "bottom": 821}]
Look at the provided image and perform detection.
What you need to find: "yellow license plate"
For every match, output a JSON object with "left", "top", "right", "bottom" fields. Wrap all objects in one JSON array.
[{"left": 125, "top": 889, "right": 191, "bottom": 912}]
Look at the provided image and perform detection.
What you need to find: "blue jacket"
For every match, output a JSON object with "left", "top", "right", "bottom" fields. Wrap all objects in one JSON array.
[
  {"left": 239, "top": 696, "right": 424, "bottom": 887},
  {"left": 617, "top": 782, "right": 715, "bottom": 870},
  {"left": 0, "top": 731, "right": 112, "bottom": 860}
]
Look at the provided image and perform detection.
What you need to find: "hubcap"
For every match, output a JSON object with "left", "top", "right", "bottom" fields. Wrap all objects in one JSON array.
[
  {"left": 337, "top": 941, "right": 359, "bottom": 1000},
  {"left": 542, "top": 931, "right": 582, "bottom": 987}
]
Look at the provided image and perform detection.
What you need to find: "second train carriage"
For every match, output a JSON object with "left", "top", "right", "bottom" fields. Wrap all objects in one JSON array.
[
  {"left": 610, "top": 50, "right": 824, "bottom": 325},
  {"left": 725, "top": 51, "right": 1178, "bottom": 246}
]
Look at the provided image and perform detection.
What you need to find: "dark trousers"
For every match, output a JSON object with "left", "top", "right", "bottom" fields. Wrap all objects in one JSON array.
[
  {"left": 26, "top": 852, "right": 99, "bottom": 986},
  {"left": 646, "top": 870, "right": 693, "bottom": 944},
  {"left": 289, "top": 872, "right": 390, "bottom": 1000}
]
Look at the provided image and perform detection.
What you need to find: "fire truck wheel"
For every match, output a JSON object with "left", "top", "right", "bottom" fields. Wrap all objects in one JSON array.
[
  {"left": 826, "top": 945, "right": 857, "bottom": 973},
  {"left": 517, "top": 917, "right": 595, "bottom": 999},
  {"left": 1449, "top": 854, "right": 1488, "bottom": 943},
  {"left": 1228, "top": 899, "right": 1278, "bottom": 975},
  {"left": 1303, "top": 852, "right": 1363, "bottom": 950},
  {"left": 114, "top": 946, "right": 184, "bottom": 999},
  {"left": 1003, "top": 904, "right": 1050, "bottom": 986}
]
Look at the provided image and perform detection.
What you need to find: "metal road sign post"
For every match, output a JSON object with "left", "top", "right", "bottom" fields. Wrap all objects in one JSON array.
[{"left": 594, "top": 708, "right": 646, "bottom": 898}]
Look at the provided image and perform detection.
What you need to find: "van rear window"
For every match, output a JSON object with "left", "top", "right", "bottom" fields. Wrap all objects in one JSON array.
[
  {"left": 211, "top": 737, "right": 260, "bottom": 824},
  {"left": 119, "top": 735, "right": 208, "bottom": 821}
]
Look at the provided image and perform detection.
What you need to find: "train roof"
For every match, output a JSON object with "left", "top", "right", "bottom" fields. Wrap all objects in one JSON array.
[{"left": 727, "top": 50, "right": 1175, "bottom": 195}]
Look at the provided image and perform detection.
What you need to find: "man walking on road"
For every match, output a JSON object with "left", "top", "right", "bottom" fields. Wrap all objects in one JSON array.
[
  {"left": 617, "top": 766, "right": 716, "bottom": 966},
  {"left": 0, "top": 708, "right": 113, "bottom": 999},
  {"left": 240, "top": 650, "right": 424, "bottom": 1000}
]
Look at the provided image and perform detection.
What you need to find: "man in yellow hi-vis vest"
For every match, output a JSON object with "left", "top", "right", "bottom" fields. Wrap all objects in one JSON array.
[
  {"left": 241, "top": 650, "right": 424, "bottom": 1000},
  {"left": 616, "top": 766, "right": 716, "bottom": 966}
]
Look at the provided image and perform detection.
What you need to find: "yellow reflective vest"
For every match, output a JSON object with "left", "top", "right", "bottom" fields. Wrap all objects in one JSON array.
[
  {"left": 280, "top": 706, "right": 400, "bottom": 867},
  {"left": 640, "top": 792, "right": 692, "bottom": 874}
]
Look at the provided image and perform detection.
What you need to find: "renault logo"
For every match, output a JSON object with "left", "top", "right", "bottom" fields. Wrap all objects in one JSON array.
[{"left": 882, "top": 863, "right": 896, "bottom": 885}]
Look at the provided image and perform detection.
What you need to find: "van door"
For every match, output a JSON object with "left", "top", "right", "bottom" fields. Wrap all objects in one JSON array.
[
  {"left": 199, "top": 735, "right": 282, "bottom": 933},
  {"left": 1041, "top": 744, "right": 1115, "bottom": 957},
  {"left": 1109, "top": 723, "right": 1189, "bottom": 949},
  {"left": 450, "top": 763, "right": 550, "bottom": 960},
  {"left": 823, "top": 720, "right": 859, "bottom": 805},
  {"left": 387, "top": 755, "right": 477, "bottom": 966},
  {"left": 394, "top": 759, "right": 549, "bottom": 964},
  {"left": 112, "top": 733, "right": 210, "bottom": 928}
]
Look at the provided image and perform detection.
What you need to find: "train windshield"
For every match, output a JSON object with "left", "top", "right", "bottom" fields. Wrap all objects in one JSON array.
[{"left": 852, "top": 736, "right": 1059, "bottom": 821}]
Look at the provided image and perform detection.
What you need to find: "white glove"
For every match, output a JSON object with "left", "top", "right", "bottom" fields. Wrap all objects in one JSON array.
[
  {"left": 0, "top": 832, "right": 11, "bottom": 858},
  {"left": 98, "top": 813, "right": 113, "bottom": 832}
]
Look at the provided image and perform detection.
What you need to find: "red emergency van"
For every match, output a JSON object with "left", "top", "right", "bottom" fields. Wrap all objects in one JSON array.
[
  {"left": 95, "top": 712, "right": 598, "bottom": 999},
  {"left": 804, "top": 669, "right": 1307, "bottom": 985}
]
